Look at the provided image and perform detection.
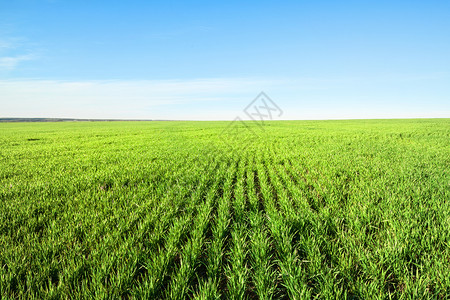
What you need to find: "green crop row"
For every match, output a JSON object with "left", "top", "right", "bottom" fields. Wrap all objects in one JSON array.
[{"left": 0, "top": 119, "right": 449, "bottom": 299}]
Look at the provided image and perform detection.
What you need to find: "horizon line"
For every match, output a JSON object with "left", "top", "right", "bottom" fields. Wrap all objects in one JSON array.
[{"left": 1, "top": 117, "right": 449, "bottom": 123}]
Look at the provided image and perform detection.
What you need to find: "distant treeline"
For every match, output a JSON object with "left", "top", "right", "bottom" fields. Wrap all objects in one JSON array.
[{"left": 0, "top": 118, "right": 156, "bottom": 122}]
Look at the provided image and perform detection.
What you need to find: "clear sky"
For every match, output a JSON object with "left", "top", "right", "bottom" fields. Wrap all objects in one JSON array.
[{"left": 1, "top": 0, "right": 449, "bottom": 120}]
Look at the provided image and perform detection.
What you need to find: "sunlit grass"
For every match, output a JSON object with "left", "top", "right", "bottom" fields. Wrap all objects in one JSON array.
[{"left": 0, "top": 119, "right": 449, "bottom": 299}]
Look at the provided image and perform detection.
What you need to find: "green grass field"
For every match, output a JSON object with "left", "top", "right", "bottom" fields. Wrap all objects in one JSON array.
[{"left": 1, "top": 119, "right": 449, "bottom": 299}]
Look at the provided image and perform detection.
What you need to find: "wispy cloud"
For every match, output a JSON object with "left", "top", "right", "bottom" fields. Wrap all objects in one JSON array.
[
  {"left": 1, "top": 74, "right": 448, "bottom": 120},
  {"left": 0, "top": 54, "right": 35, "bottom": 70},
  {"left": 0, "top": 35, "right": 37, "bottom": 71},
  {"left": 0, "top": 78, "right": 286, "bottom": 119},
  {"left": 0, "top": 40, "right": 13, "bottom": 50}
]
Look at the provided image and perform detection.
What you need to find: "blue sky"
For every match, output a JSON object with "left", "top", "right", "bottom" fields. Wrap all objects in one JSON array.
[{"left": 1, "top": 0, "right": 449, "bottom": 120}]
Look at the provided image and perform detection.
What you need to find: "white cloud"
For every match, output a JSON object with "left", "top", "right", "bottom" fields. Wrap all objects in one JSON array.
[
  {"left": 0, "top": 78, "right": 288, "bottom": 119},
  {"left": 0, "top": 35, "right": 37, "bottom": 71},
  {"left": 0, "top": 75, "right": 448, "bottom": 120},
  {"left": 0, "top": 54, "right": 35, "bottom": 70},
  {"left": 0, "top": 41, "right": 12, "bottom": 50}
]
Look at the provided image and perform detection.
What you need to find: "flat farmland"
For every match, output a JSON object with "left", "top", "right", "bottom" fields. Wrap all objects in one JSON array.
[{"left": 0, "top": 119, "right": 449, "bottom": 299}]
